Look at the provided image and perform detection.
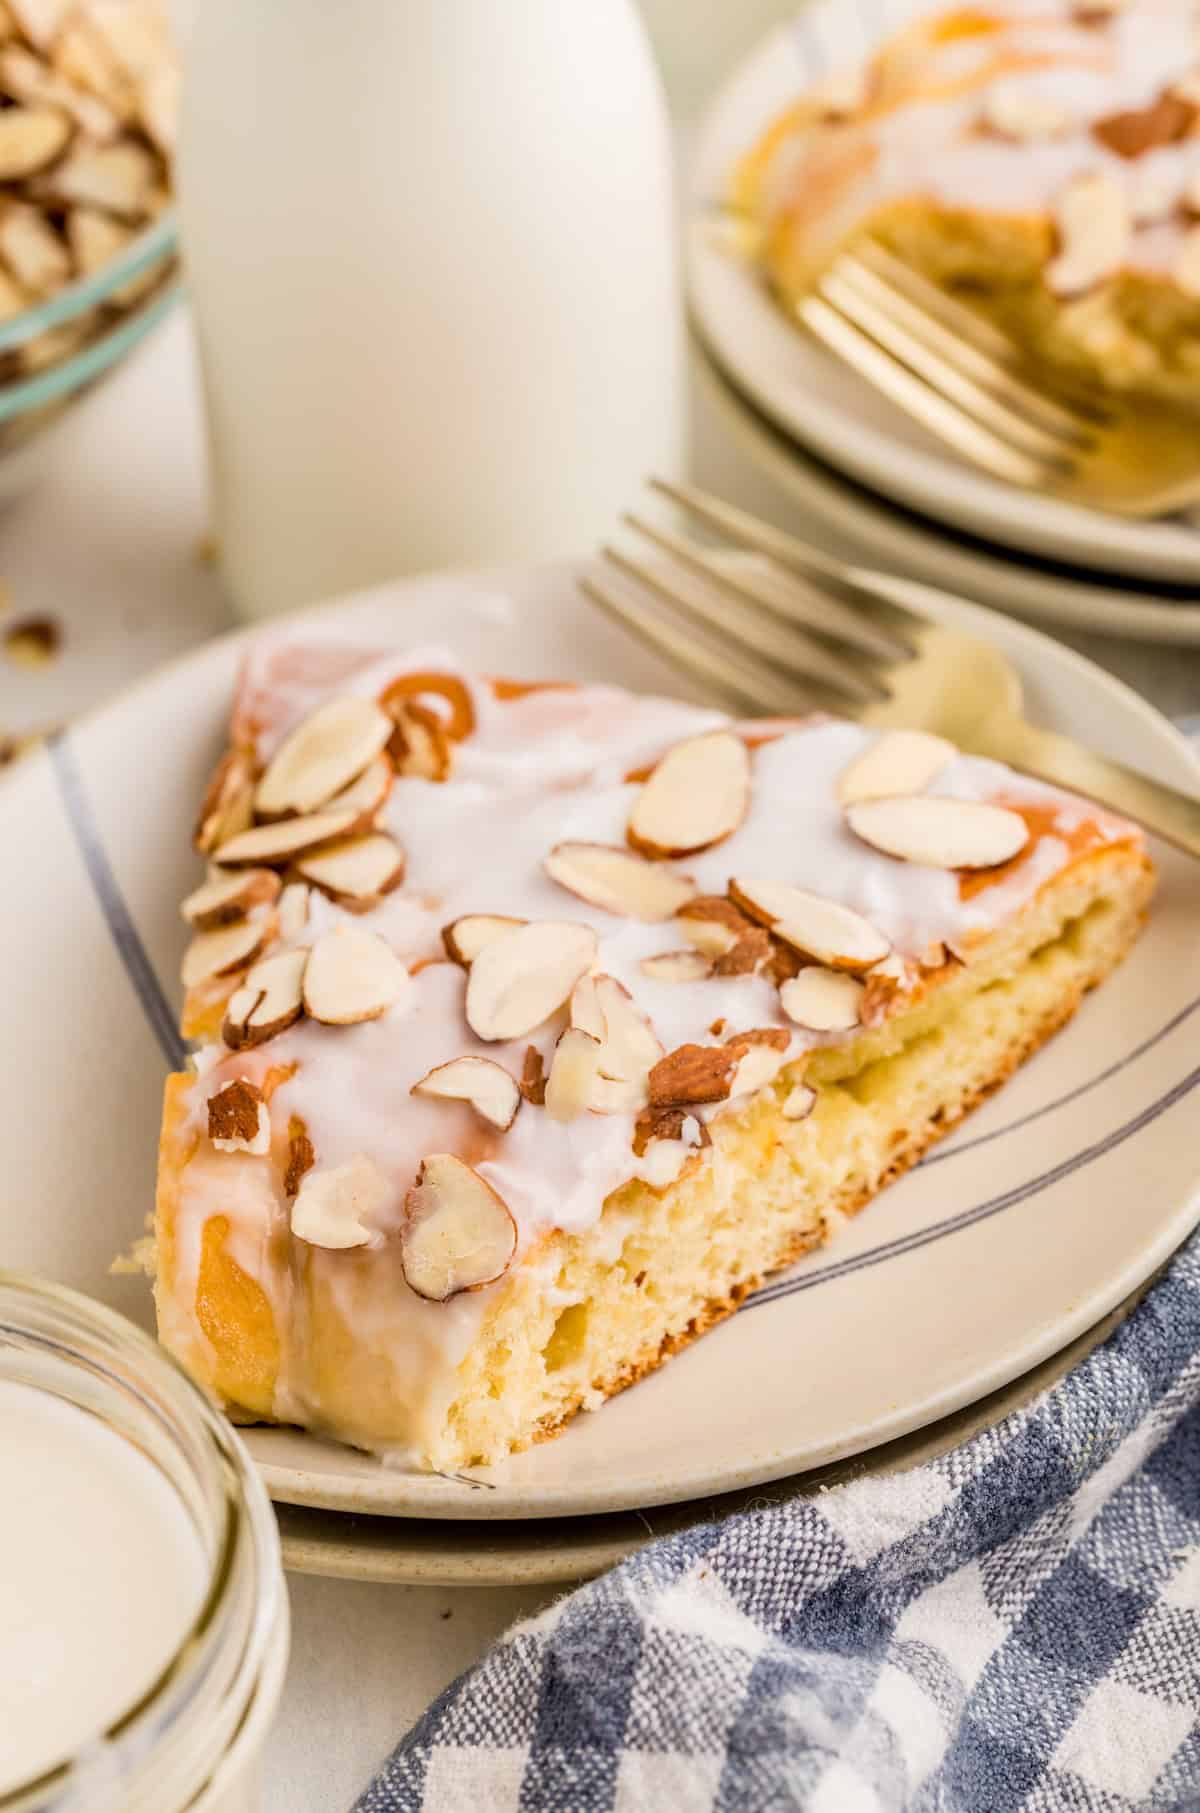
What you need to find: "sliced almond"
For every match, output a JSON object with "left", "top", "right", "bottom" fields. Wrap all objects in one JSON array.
[
  {"left": 291, "top": 1154, "right": 389, "bottom": 1250},
  {"left": 640, "top": 949, "right": 713, "bottom": 984},
  {"left": 214, "top": 808, "right": 360, "bottom": 867},
  {"left": 589, "top": 975, "right": 663, "bottom": 1112},
  {"left": 465, "top": 921, "right": 597, "bottom": 1042},
  {"left": 223, "top": 948, "right": 308, "bottom": 1050},
  {"left": 568, "top": 971, "right": 606, "bottom": 1040},
  {"left": 544, "top": 842, "right": 695, "bottom": 921},
  {"left": 412, "top": 1056, "right": 521, "bottom": 1131},
  {"left": 980, "top": 88, "right": 1071, "bottom": 142},
  {"left": 545, "top": 1027, "right": 602, "bottom": 1121},
  {"left": 728, "top": 1038, "right": 789, "bottom": 1097},
  {"left": 387, "top": 700, "right": 452, "bottom": 781},
  {"left": 277, "top": 882, "right": 311, "bottom": 942},
  {"left": 380, "top": 670, "right": 475, "bottom": 741},
  {"left": 0, "top": 45, "right": 120, "bottom": 139},
  {"left": 9, "top": 0, "right": 68, "bottom": 52},
  {"left": 324, "top": 752, "right": 393, "bottom": 829},
  {"left": 846, "top": 796, "right": 1029, "bottom": 869},
  {"left": 713, "top": 928, "right": 772, "bottom": 978},
  {"left": 181, "top": 917, "right": 269, "bottom": 990},
  {"left": 256, "top": 697, "right": 393, "bottom": 819},
  {"left": 0, "top": 104, "right": 71, "bottom": 178},
  {"left": 284, "top": 1121, "right": 315, "bottom": 1197},
  {"left": 207, "top": 1078, "right": 270, "bottom": 1155},
  {"left": 627, "top": 731, "right": 750, "bottom": 859},
  {"left": 837, "top": 730, "right": 957, "bottom": 805},
  {"left": 1046, "top": 171, "right": 1130, "bottom": 298},
  {"left": 729, "top": 879, "right": 889, "bottom": 972},
  {"left": 676, "top": 895, "right": 756, "bottom": 957},
  {"left": 52, "top": 17, "right": 137, "bottom": 121},
  {"left": 633, "top": 1103, "right": 712, "bottom": 1158},
  {"left": 182, "top": 866, "right": 281, "bottom": 930},
  {"left": 782, "top": 1083, "right": 817, "bottom": 1121},
  {"left": 295, "top": 832, "right": 405, "bottom": 906},
  {"left": 780, "top": 968, "right": 865, "bottom": 1032},
  {"left": 401, "top": 1154, "right": 516, "bottom": 1300},
  {"left": 1092, "top": 92, "right": 1195, "bottom": 160},
  {"left": 442, "top": 913, "right": 527, "bottom": 967},
  {"left": 0, "top": 199, "right": 68, "bottom": 295},
  {"left": 303, "top": 925, "right": 408, "bottom": 1025},
  {"left": 194, "top": 749, "right": 254, "bottom": 854},
  {"left": 637, "top": 1139, "right": 691, "bottom": 1189},
  {"left": 648, "top": 1042, "right": 742, "bottom": 1107},
  {"left": 39, "top": 138, "right": 159, "bottom": 219}
]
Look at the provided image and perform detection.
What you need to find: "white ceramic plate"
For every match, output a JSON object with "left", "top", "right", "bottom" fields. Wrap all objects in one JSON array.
[
  {"left": 694, "top": 346, "right": 1200, "bottom": 647},
  {"left": 687, "top": 1, "right": 1200, "bottom": 587},
  {"left": 3, "top": 563, "right": 1198, "bottom": 1527}
]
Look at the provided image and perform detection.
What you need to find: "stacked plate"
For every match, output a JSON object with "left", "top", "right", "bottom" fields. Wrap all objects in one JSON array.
[
  {"left": 686, "top": 9, "right": 1200, "bottom": 645},
  {"left": 3, "top": 564, "right": 1199, "bottom": 1585}
]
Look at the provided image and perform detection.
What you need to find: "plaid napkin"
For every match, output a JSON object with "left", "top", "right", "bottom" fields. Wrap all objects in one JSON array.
[{"left": 358, "top": 726, "right": 1200, "bottom": 1813}]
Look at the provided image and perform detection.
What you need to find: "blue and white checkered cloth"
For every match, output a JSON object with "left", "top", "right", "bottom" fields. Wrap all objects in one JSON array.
[
  {"left": 357, "top": 1222, "right": 1200, "bottom": 1812},
  {"left": 358, "top": 727, "right": 1200, "bottom": 1813}
]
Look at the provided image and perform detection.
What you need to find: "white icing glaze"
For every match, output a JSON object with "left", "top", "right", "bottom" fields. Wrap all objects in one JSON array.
[
  {"left": 754, "top": 0, "right": 1200, "bottom": 279},
  {"left": 168, "top": 638, "right": 1137, "bottom": 1463}
]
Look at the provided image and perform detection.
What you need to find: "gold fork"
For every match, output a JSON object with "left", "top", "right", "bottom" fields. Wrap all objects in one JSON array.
[
  {"left": 798, "top": 240, "right": 1200, "bottom": 519},
  {"left": 581, "top": 477, "right": 1200, "bottom": 855}
]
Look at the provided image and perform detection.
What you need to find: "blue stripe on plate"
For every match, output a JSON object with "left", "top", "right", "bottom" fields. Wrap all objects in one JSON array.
[
  {"left": 49, "top": 732, "right": 187, "bottom": 1072},
  {"left": 750, "top": 1057, "right": 1200, "bottom": 1311}
]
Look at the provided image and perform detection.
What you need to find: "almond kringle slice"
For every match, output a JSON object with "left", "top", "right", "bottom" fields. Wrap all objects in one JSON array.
[
  {"left": 182, "top": 866, "right": 281, "bottom": 930},
  {"left": 442, "top": 913, "right": 527, "bottom": 967},
  {"left": 291, "top": 1154, "right": 389, "bottom": 1251},
  {"left": 780, "top": 968, "right": 865, "bottom": 1032},
  {"left": 39, "top": 139, "right": 159, "bottom": 219},
  {"left": 207, "top": 1078, "right": 270, "bottom": 1155},
  {"left": 544, "top": 842, "right": 695, "bottom": 921},
  {"left": 545, "top": 1027, "right": 603, "bottom": 1121},
  {"left": 627, "top": 731, "right": 750, "bottom": 859},
  {"left": 214, "top": 808, "right": 360, "bottom": 868},
  {"left": 256, "top": 697, "right": 393, "bottom": 819},
  {"left": 194, "top": 749, "right": 254, "bottom": 854},
  {"left": 412, "top": 1056, "right": 521, "bottom": 1131},
  {"left": 466, "top": 921, "right": 597, "bottom": 1042},
  {"left": 303, "top": 925, "right": 408, "bottom": 1026},
  {"left": 729, "top": 879, "right": 889, "bottom": 972},
  {"left": 640, "top": 949, "right": 713, "bottom": 983},
  {"left": 295, "top": 832, "right": 406, "bottom": 907},
  {"left": 223, "top": 948, "right": 308, "bottom": 1049},
  {"left": 180, "top": 916, "right": 270, "bottom": 989},
  {"left": 837, "top": 729, "right": 957, "bottom": 806},
  {"left": 401, "top": 1154, "right": 517, "bottom": 1301},
  {"left": 846, "top": 796, "right": 1030, "bottom": 869},
  {"left": 324, "top": 752, "right": 393, "bottom": 829},
  {"left": 0, "top": 104, "right": 72, "bottom": 178}
]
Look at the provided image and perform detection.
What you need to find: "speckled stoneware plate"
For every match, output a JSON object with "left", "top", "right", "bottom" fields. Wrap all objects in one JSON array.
[
  {"left": 687, "top": 0, "right": 1200, "bottom": 587},
  {"left": 3, "top": 561, "right": 1198, "bottom": 1538},
  {"left": 694, "top": 346, "right": 1200, "bottom": 648}
]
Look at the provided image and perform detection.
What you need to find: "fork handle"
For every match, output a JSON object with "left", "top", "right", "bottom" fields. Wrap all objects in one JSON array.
[{"left": 970, "top": 712, "right": 1200, "bottom": 856}]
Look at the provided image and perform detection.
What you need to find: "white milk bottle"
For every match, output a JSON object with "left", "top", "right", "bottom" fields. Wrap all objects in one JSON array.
[{"left": 179, "top": 0, "right": 684, "bottom": 620}]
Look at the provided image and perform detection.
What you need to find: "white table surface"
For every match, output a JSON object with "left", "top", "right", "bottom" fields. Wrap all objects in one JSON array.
[{"left": 2, "top": 306, "right": 1197, "bottom": 1812}]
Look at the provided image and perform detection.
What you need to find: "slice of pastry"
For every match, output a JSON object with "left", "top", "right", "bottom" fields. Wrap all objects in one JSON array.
[
  {"left": 153, "top": 636, "right": 1153, "bottom": 1470},
  {"left": 735, "top": 0, "right": 1200, "bottom": 406}
]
